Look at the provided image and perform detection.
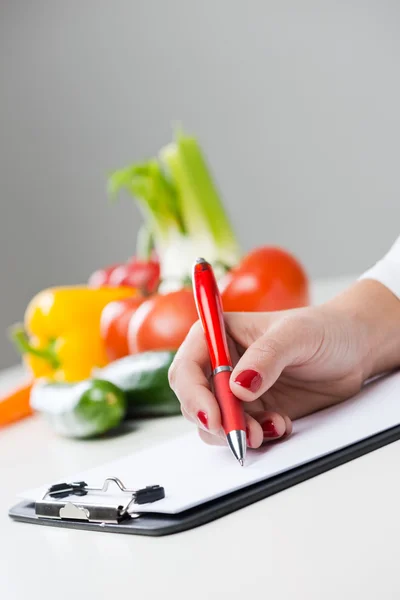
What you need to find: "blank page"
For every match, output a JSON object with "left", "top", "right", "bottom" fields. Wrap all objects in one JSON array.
[{"left": 21, "top": 372, "right": 400, "bottom": 514}]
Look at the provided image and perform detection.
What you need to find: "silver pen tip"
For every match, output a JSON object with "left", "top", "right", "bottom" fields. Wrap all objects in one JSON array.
[
  {"left": 195, "top": 257, "right": 207, "bottom": 264},
  {"left": 227, "top": 430, "right": 246, "bottom": 466}
]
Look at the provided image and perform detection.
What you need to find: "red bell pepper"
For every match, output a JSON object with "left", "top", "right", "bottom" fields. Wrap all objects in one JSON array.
[
  {"left": 109, "top": 258, "right": 160, "bottom": 294},
  {"left": 88, "top": 263, "right": 121, "bottom": 288},
  {"left": 89, "top": 257, "right": 160, "bottom": 295}
]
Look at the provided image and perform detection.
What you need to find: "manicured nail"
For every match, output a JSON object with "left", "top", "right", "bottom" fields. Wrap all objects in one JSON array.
[
  {"left": 197, "top": 410, "right": 208, "bottom": 430},
  {"left": 234, "top": 369, "right": 262, "bottom": 393},
  {"left": 262, "top": 419, "right": 279, "bottom": 438}
]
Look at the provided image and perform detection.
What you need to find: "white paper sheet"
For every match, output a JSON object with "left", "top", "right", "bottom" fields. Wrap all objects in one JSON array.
[{"left": 20, "top": 372, "right": 400, "bottom": 514}]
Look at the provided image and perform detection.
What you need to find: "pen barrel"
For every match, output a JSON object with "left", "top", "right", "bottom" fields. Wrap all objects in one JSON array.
[
  {"left": 213, "top": 371, "right": 246, "bottom": 434},
  {"left": 193, "top": 262, "right": 231, "bottom": 371}
]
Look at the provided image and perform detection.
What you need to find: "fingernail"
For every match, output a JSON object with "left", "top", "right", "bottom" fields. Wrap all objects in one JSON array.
[
  {"left": 262, "top": 419, "right": 279, "bottom": 438},
  {"left": 246, "top": 426, "right": 251, "bottom": 447},
  {"left": 234, "top": 369, "right": 262, "bottom": 392},
  {"left": 197, "top": 410, "right": 208, "bottom": 430}
]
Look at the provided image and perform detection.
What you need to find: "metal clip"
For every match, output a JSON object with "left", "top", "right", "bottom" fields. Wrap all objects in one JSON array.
[{"left": 35, "top": 477, "right": 165, "bottom": 524}]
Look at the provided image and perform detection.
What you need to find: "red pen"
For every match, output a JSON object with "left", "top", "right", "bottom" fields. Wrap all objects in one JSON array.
[{"left": 192, "top": 258, "right": 246, "bottom": 466}]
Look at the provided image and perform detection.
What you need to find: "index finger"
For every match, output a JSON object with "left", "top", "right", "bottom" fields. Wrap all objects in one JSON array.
[{"left": 168, "top": 322, "right": 222, "bottom": 433}]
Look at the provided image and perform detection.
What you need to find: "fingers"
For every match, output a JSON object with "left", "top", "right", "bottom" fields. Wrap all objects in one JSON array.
[
  {"left": 246, "top": 411, "right": 292, "bottom": 448},
  {"left": 198, "top": 428, "right": 226, "bottom": 446},
  {"left": 198, "top": 410, "right": 293, "bottom": 449},
  {"left": 169, "top": 322, "right": 222, "bottom": 433},
  {"left": 170, "top": 314, "right": 272, "bottom": 430},
  {"left": 170, "top": 314, "right": 304, "bottom": 448},
  {"left": 230, "top": 314, "right": 321, "bottom": 402}
]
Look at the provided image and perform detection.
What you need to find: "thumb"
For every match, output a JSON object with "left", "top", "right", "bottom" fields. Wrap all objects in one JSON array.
[{"left": 230, "top": 314, "right": 321, "bottom": 401}]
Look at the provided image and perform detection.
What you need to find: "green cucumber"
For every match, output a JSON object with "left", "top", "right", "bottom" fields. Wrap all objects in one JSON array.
[
  {"left": 30, "top": 379, "right": 126, "bottom": 438},
  {"left": 97, "top": 351, "right": 180, "bottom": 417}
]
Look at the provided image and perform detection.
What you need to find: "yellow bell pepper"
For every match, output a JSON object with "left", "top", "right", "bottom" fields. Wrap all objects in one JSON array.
[{"left": 12, "top": 286, "right": 135, "bottom": 382}]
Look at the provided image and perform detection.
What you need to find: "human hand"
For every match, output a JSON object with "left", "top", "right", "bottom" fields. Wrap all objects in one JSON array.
[{"left": 168, "top": 280, "right": 400, "bottom": 448}]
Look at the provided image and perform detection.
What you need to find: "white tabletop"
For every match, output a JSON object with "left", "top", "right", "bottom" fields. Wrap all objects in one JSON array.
[{"left": 2, "top": 275, "right": 400, "bottom": 600}]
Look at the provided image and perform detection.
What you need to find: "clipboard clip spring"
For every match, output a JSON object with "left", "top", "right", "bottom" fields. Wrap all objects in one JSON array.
[{"left": 35, "top": 477, "right": 165, "bottom": 524}]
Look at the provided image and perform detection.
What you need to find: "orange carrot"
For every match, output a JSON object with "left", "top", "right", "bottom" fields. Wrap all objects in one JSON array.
[{"left": 0, "top": 381, "right": 34, "bottom": 427}]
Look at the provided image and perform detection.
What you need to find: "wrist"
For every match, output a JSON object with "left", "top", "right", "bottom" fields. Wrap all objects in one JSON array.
[{"left": 325, "top": 279, "right": 400, "bottom": 381}]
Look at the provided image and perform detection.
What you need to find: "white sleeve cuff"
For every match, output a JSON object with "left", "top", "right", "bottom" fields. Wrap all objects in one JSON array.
[{"left": 359, "top": 236, "right": 400, "bottom": 299}]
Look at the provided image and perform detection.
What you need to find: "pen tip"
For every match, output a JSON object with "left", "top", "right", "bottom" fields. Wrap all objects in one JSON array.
[
  {"left": 195, "top": 257, "right": 207, "bottom": 264},
  {"left": 227, "top": 430, "right": 246, "bottom": 466}
]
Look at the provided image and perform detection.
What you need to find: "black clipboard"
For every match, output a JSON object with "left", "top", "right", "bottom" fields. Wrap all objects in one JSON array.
[{"left": 9, "top": 424, "right": 400, "bottom": 536}]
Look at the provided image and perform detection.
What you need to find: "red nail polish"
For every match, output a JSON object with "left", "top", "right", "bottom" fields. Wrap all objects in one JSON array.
[
  {"left": 262, "top": 419, "right": 279, "bottom": 437},
  {"left": 197, "top": 411, "right": 208, "bottom": 429},
  {"left": 234, "top": 370, "right": 262, "bottom": 392}
]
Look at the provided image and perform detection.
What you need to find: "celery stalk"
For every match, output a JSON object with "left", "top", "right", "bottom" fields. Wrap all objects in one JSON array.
[
  {"left": 160, "top": 131, "right": 241, "bottom": 267},
  {"left": 109, "top": 129, "right": 242, "bottom": 288}
]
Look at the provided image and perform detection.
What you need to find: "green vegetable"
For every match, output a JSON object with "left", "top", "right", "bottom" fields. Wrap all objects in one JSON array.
[
  {"left": 30, "top": 379, "right": 126, "bottom": 438},
  {"left": 108, "top": 128, "right": 242, "bottom": 289},
  {"left": 96, "top": 351, "right": 180, "bottom": 417}
]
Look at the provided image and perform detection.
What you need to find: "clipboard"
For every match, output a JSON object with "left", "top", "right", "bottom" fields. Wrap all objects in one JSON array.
[{"left": 9, "top": 424, "right": 400, "bottom": 536}]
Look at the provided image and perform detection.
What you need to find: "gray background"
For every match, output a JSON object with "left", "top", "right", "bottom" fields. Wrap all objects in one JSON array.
[{"left": 1, "top": 0, "right": 400, "bottom": 368}]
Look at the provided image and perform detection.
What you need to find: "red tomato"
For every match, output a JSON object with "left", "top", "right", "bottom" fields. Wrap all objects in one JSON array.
[
  {"left": 109, "top": 259, "right": 160, "bottom": 294},
  {"left": 128, "top": 289, "right": 198, "bottom": 353},
  {"left": 220, "top": 247, "right": 309, "bottom": 312},
  {"left": 100, "top": 296, "right": 145, "bottom": 361}
]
